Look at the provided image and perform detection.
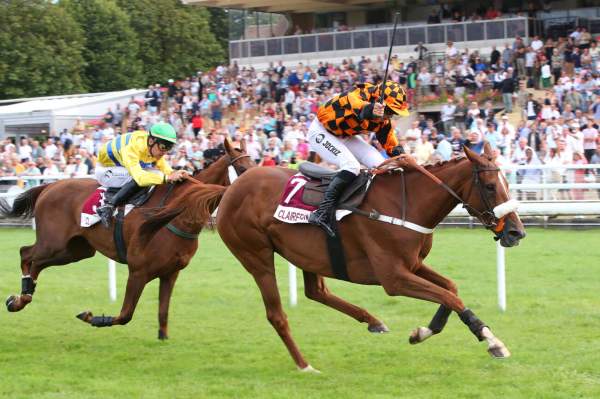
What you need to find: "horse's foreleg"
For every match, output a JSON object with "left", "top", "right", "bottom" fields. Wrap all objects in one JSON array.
[
  {"left": 303, "top": 271, "right": 389, "bottom": 333},
  {"left": 382, "top": 268, "right": 510, "bottom": 358},
  {"left": 158, "top": 271, "right": 180, "bottom": 340},
  {"left": 77, "top": 272, "right": 147, "bottom": 328},
  {"left": 409, "top": 264, "right": 458, "bottom": 345}
]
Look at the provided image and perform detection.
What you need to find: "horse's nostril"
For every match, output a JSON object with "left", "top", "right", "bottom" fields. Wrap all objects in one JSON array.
[{"left": 508, "top": 230, "right": 525, "bottom": 239}]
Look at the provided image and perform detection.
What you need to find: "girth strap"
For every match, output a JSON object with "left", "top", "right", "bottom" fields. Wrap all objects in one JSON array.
[
  {"left": 114, "top": 207, "right": 128, "bottom": 264},
  {"left": 326, "top": 234, "right": 350, "bottom": 281}
]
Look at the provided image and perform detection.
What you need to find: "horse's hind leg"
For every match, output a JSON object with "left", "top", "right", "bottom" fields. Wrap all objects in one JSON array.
[
  {"left": 409, "top": 263, "right": 458, "bottom": 345},
  {"left": 158, "top": 271, "right": 180, "bottom": 340},
  {"left": 254, "top": 269, "right": 317, "bottom": 371},
  {"left": 77, "top": 271, "right": 147, "bottom": 328},
  {"left": 6, "top": 245, "right": 36, "bottom": 312},
  {"left": 6, "top": 239, "right": 95, "bottom": 312},
  {"left": 303, "top": 271, "right": 389, "bottom": 333}
]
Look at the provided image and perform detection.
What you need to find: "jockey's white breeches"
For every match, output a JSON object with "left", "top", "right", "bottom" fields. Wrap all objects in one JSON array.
[
  {"left": 307, "top": 119, "right": 384, "bottom": 176},
  {"left": 95, "top": 165, "right": 132, "bottom": 188},
  {"left": 95, "top": 164, "right": 162, "bottom": 188}
]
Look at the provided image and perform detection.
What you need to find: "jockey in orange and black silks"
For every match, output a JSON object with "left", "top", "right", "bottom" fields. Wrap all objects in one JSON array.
[{"left": 307, "top": 81, "right": 410, "bottom": 237}]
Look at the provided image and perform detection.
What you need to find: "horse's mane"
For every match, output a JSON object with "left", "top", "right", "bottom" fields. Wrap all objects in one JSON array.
[
  {"left": 138, "top": 180, "right": 226, "bottom": 243},
  {"left": 376, "top": 155, "right": 467, "bottom": 175},
  {"left": 421, "top": 156, "right": 467, "bottom": 170}
]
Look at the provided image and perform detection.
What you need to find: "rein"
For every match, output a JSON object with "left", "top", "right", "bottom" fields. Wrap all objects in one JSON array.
[{"left": 366, "top": 156, "right": 516, "bottom": 235}]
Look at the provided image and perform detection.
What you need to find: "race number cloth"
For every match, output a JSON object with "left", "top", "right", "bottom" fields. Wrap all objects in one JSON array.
[
  {"left": 274, "top": 174, "right": 351, "bottom": 224},
  {"left": 80, "top": 187, "right": 133, "bottom": 227}
]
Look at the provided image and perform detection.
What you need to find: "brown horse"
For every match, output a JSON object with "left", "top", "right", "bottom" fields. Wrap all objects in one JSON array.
[
  {"left": 214, "top": 144, "right": 526, "bottom": 371},
  {"left": 0, "top": 139, "right": 254, "bottom": 339}
]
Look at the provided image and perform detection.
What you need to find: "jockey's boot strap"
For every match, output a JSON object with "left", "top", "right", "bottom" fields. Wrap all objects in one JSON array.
[{"left": 308, "top": 170, "right": 356, "bottom": 237}]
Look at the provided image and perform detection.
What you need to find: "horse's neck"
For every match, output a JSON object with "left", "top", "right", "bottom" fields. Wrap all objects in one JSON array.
[
  {"left": 400, "top": 159, "right": 472, "bottom": 228},
  {"left": 195, "top": 158, "right": 228, "bottom": 186}
]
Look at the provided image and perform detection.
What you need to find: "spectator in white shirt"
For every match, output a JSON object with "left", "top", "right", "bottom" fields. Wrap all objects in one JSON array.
[
  {"left": 440, "top": 99, "right": 456, "bottom": 134},
  {"left": 66, "top": 155, "right": 89, "bottom": 177}
]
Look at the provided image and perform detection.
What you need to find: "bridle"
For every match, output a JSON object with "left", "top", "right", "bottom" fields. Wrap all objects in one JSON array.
[
  {"left": 376, "top": 157, "right": 514, "bottom": 238},
  {"left": 226, "top": 152, "right": 252, "bottom": 183},
  {"left": 229, "top": 153, "right": 251, "bottom": 167}
]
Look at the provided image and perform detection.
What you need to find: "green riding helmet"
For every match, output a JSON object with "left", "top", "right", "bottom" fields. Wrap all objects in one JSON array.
[{"left": 149, "top": 122, "right": 177, "bottom": 144}]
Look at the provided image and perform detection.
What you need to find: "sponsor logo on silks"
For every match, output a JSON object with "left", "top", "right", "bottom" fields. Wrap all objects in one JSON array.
[
  {"left": 104, "top": 170, "right": 113, "bottom": 178},
  {"left": 322, "top": 140, "right": 341, "bottom": 156},
  {"left": 315, "top": 133, "right": 325, "bottom": 144}
]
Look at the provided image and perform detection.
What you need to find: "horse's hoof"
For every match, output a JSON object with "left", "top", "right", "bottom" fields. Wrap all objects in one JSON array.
[
  {"left": 368, "top": 323, "right": 390, "bottom": 333},
  {"left": 5, "top": 295, "right": 18, "bottom": 312},
  {"left": 409, "top": 327, "right": 433, "bottom": 345},
  {"left": 158, "top": 330, "right": 168, "bottom": 340},
  {"left": 299, "top": 365, "right": 321, "bottom": 374},
  {"left": 76, "top": 311, "right": 92, "bottom": 323},
  {"left": 488, "top": 345, "right": 511, "bottom": 359}
]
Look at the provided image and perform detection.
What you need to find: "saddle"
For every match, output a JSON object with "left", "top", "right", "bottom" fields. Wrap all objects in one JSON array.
[
  {"left": 298, "top": 162, "right": 371, "bottom": 210},
  {"left": 103, "top": 186, "right": 154, "bottom": 208}
]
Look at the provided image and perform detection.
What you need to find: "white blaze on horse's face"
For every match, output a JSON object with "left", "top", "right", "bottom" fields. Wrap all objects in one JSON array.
[{"left": 228, "top": 165, "right": 238, "bottom": 184}]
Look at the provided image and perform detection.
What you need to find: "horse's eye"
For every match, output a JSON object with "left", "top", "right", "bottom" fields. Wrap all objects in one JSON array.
[{"left": 485, "top": 183, "right": 496, "bottom": 191}]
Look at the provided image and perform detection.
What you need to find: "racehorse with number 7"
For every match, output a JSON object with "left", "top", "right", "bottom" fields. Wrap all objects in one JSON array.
[{"left": 214, "top": 143, "right": 526, "bottom": 371}]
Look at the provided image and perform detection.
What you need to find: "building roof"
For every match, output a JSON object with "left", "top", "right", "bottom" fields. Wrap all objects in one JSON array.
[
  {"left": 0, "top": 89, "right": 144, "bottom": 116},
  {"left": 182, "top": 0, "right": 388, "bottom": 13}
]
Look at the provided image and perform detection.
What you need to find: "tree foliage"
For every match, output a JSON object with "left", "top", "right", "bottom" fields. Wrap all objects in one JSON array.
[
  {"left": 0, "top": 0, "right": 226, "bottom": 99},
  {"left": 116, "top": 0, "right": 226, "bottom": 83},
  {"left": 61, "top": 0, "right": 144, "bottom": 92},
  {"left": 0, "top": 0, "right": 86, "bottom": 99}
]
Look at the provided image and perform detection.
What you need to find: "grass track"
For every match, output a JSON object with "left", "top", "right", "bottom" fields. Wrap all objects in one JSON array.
[{"left": 0, "top": 228, "right": 599, "bottom": 398}]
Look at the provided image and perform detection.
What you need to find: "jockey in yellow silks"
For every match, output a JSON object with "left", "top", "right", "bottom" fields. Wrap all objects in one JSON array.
[
  {"left": 95, "top": 122, "right": 187, "bottom": 228},
  {"left": 308, "top": 81, "right": 409, "bottom": 237}
]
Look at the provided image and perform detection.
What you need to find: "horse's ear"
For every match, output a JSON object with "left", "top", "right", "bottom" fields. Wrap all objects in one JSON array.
[
  {"left": 463, "top": 144, "right": 481, "bottom": 164},
  {"left": 223, "top": 137, "right": 233, "bottom": 154},
  {"left": 482, "top": 140, "right": 494, "bottom": 161},
  {"left": 240, "top": 138, "right": 247, "bottom": 153}
]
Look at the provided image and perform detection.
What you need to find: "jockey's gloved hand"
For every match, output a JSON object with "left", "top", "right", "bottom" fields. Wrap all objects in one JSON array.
[
  {"left": 390, "top": 146, "right": 405, "bottom": 157},
  {"left": 166, "top": 170, "right": 189, "bottom": 183}
]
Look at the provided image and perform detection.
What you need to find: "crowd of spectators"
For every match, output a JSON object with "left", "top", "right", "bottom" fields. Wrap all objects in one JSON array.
[{"left": 1, "top": 27, "right": 600, "bottom": 199}]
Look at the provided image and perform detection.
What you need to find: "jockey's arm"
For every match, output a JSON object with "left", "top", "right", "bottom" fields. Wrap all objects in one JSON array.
[
  {"left": 374, "top": 121, "right": 400, "bottom": 156},
  {"left": 121, "top": 144, "right": 172, "bottom": 187},
  {"left": 347, "top": 93, "right": 399, "bottom": 156}
]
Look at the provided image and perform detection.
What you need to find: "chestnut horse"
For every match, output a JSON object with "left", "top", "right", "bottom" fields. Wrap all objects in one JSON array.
[
  {"left": 215, "top": 144, "right": 526, "bottom": 371},
  {"left": 0, "top": 139, "right": 254, "bottom": 339}
]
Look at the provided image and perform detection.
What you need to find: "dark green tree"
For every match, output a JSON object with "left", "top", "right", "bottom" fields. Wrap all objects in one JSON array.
[
  {"left": 0, "top": 0, "right": 86, "bottom": 99},
  {"left": 207, "top": 7, "right": 229, "bottom": 55},
  {"left": 116, "top": 0, "right": 225, "bottom": 84},
  {"left": 61, "top": 0, "right": 144, "bottom": 92}
]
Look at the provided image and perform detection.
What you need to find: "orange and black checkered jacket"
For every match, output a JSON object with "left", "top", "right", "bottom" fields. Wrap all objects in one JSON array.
[{"left": 317, "top": 83, "right": 398, "bottom": 155}]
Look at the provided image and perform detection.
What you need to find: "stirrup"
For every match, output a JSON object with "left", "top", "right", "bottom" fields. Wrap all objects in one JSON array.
[{"left": 98, "top": 205, "right": 114, "bottom": 228}]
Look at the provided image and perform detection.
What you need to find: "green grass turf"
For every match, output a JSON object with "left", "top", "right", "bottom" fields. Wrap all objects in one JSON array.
[{"left": 0, "top": 227, "right": 599, "bottom": 399}]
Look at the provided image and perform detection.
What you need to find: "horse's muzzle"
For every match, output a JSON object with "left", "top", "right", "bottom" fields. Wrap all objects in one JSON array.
[{"left": 499, "top": 219, "right": 526, "bottom": 247}]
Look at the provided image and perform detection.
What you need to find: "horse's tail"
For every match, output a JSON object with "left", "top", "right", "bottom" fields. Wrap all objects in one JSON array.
[
  {"left": 0, "top": 184, "right": 49, "bottom": 219},
  {"left": 138, "top": 183, "right": 227, "bottom": 243}
]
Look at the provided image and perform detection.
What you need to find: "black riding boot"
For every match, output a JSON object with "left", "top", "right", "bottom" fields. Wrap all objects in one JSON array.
[
  {"left": 308, "top": 170, "right": 356, "bottom": 237},
  {"left": 97, "top": 180, "right": 142, "bottom": 228}
]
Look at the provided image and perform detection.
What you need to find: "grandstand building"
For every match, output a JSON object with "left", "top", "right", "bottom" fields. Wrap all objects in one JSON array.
[{"left": 184, "top": 0, "right": 600, "bottom": 68}]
